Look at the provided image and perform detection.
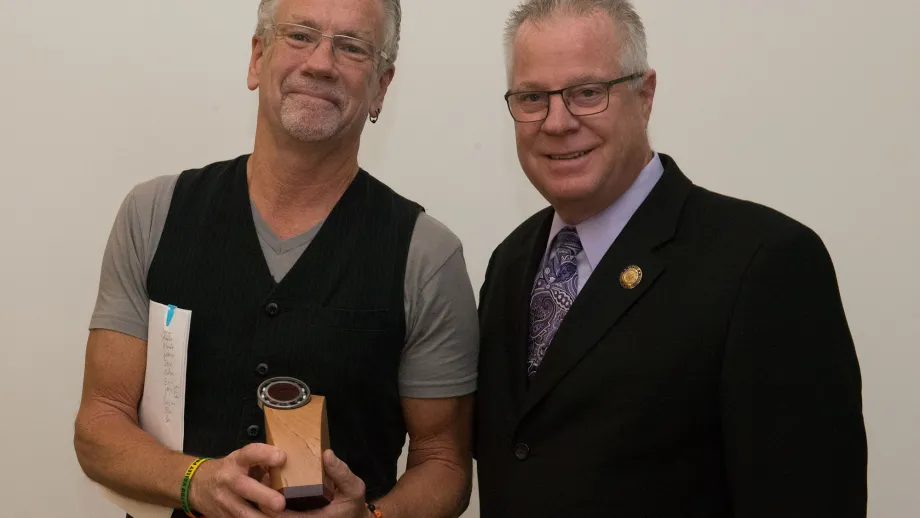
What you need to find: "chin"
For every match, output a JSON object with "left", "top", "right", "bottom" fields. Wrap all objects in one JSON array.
[
  {"left": 527, "top": 163, "right": 599, "bottom": 201},
  {"left": 282, "top": 121, "right": 340, "bottom": 142},
  {"left": 548, "top": 184, "right": 599, "bottom": 207},
  {"left": 531, "top": 174, "right": 599, "bottom": 208},
  {"left": 281, "top": 111, "right": 343, "bottom": 142}
]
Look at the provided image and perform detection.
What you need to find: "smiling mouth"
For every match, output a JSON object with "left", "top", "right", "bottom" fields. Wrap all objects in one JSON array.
[{"left": 549, "top": 149, "right": 592, "bottom": 160}]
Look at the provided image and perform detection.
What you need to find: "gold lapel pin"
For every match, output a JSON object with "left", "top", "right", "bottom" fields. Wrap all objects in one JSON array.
[{"left": 620, "top": 265, "right": 643, "bottom": 289}]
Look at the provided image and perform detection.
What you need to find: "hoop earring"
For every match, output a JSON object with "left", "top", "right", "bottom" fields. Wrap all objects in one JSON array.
[{"left": 369, "top": 109, "right": 380, "bottom": 124}]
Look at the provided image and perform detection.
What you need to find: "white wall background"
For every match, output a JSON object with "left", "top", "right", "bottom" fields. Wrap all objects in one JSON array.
[{"left": 1, "top": 0, "right": 917, "bottom": 516}]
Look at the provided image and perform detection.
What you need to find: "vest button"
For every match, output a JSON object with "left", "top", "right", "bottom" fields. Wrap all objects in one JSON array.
[
  {"left": 265, "top": 302, "right": 279, "bottom": 316},
  {"left": 247, "top": 424, "right": 261, "bottom": 437},
  {"left": 514, "top": 443, "right": 530, "bottom": 460},
  {"left": 256, "top": 363, "right": 269, "bottom": 377}
]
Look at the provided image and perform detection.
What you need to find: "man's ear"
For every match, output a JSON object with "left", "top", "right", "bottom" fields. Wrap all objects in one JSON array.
[
  {"left": 638, "top": 68, "right": 657, "bottom": 122},
  {"left": 371, "top": 64, "right": 396, "bottom": 114},
  {"left": 248, "top": 36, "right": 266, "bottom": 91}
]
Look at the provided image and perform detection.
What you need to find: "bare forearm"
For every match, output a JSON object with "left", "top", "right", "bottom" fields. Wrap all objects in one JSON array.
[
  {"left": 74, "top": 399, "right": 196, "bottom": 508},
  {"left": 373, "top": 458, "right": 471, "bottom": 518}
]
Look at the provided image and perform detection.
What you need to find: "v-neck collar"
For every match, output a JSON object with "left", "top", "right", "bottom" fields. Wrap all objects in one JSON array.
[{"left": 249, "top": 199, "right": 325, "bottom": 255}]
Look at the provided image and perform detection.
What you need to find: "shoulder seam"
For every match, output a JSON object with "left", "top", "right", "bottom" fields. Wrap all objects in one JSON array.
[{"left": 412, "top": 242, "right": 463, "bottom": 300}]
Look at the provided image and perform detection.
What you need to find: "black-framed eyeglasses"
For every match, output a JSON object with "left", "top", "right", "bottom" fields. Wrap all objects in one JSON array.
[
  {"left": 272, "top": 22, "right": 389, "bottom": 65},
  {"left": 504, "top": 72, "right": 644, "bottom": 123}
]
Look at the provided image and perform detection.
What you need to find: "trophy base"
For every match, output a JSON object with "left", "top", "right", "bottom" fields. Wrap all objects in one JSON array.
[{"left": 281, "top": 484, "right": 334, "bottom": 511}]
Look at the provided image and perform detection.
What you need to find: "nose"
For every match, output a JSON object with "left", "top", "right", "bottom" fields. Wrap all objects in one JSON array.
[
  {"left": 301, "top": 37, "right": 338, "bottom": 80},
  {"left": 540, "top": 94, "right": 579, "bottom": 135}
]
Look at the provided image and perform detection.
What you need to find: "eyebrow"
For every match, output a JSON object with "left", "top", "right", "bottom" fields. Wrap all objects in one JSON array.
[
  {"left": 514, "top": 75, "right": 610, "bottom": 92},
  {"left": 285, "top": 16, "right": 374, "bottom": 41}
]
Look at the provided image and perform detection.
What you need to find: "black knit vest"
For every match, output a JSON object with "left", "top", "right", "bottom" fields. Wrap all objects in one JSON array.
[{"left": 146, "top": 154, "right": 422, "bottom": 515}]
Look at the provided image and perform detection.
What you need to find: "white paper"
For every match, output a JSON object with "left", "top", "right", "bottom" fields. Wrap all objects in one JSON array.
[{"left": 98, "top": 301, "right": 192, "bottom": 518}]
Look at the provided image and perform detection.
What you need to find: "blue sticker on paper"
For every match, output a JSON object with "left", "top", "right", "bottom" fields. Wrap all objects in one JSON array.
[{"left": 166, "top": 304, "right": 177, "bottom": 327}]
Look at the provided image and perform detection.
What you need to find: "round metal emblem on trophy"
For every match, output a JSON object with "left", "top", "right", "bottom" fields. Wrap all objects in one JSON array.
[{"left": 257, "top": 377, "right": 311, "bottom": 410}]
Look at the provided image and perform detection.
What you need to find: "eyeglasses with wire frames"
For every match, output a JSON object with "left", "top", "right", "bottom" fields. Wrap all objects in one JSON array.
[
  {"left": 271, "top": 22, "right": 389, "bottom": 65},
  {"left": 504, "top": 72, "right": 644, "bottom": 123}
]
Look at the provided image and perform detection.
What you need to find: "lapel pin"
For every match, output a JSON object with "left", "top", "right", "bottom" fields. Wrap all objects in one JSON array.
[{"left": 620, "top": 265, "right": 643, "bottom": 289}]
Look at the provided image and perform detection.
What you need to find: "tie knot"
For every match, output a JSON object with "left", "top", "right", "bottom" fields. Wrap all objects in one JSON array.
[{"left": 552, "top": 226, "right": 583, "bottom": 256}]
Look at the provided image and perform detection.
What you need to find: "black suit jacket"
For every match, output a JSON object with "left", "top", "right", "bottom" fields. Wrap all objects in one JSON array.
[{"left": 474, "top": 154, "right": 867, "bottom": 517}]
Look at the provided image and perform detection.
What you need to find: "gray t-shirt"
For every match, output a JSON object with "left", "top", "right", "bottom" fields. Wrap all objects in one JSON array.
[{"left": 89, "top": 174, "right": 479, "bottom": 398}]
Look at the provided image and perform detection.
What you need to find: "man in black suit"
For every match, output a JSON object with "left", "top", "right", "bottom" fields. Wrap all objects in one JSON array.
[{"left": 474, "top": 0, "right": 868, "bottom": 516}]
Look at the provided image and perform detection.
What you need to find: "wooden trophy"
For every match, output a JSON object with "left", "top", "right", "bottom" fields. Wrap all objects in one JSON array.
[{"left": 257, "top": 377, "right": 333, "bottom": 511}]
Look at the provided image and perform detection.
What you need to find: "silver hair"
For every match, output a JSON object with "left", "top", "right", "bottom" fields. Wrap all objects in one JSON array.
[
  {"left": 503, "top": 0, "right": 648, "bottom": 89},
  {"left": 255, "top": 0, "right": 401, "bottom": 66}
]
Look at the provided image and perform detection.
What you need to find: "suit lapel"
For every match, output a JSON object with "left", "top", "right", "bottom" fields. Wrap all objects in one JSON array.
[
  {"left": 519, "top": 155, "right": 693, "bottom": 420},
  {"left": 504, "top": 209, "right": 554, "bottom": 408}
]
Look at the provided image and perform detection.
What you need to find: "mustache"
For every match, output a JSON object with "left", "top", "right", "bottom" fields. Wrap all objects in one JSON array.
[{"left": 280, "top": 78, "right": 345, "bottom": 105}]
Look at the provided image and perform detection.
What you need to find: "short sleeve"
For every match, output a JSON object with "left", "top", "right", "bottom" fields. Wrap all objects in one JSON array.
[
  {"left": 399, "top": 214, "right": 479, "bottom": 398},
  {"left": 88, "top": 175, "right": 177, "bottom": 340}
]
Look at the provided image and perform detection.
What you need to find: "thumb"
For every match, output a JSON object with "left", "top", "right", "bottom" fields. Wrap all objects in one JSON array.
[{"left": 323, "top": 449, "right": 365, "bottom": 499}]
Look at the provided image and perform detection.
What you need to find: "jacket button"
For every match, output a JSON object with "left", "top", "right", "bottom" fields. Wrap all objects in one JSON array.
[
  {"left": 514, "top": 443, "right": 530, "bottom": 460},
  {"left": 256, "top": 363, "right": 269, "bottom": 377},
  {"left": 265, "top": 302, "right": 279, "bottom": 316},
  {"left": 247, "top": 425, "right": 261, "bottom": 437}
]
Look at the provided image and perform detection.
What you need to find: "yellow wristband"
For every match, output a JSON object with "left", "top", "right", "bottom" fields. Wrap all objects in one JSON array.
[{"left": 180, "top": 457, "right": 211, "bottom": 518}]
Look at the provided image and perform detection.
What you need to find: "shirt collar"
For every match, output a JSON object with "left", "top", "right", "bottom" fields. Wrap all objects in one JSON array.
[{"left": 546, "top": 152, "right": 665, "bottom": 271}]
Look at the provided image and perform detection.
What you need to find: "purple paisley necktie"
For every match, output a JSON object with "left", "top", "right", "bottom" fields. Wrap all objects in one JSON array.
[{"left": 527, "top": 226, "right": 583, "bottom": 377}]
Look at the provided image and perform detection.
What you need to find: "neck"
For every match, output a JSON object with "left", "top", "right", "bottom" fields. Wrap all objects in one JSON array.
[
  {"left": 248, "top": 117, "right": 361, "bottom": 239},
  {"left": 554, "top": 146, "right": 654, "bottom": 226}
]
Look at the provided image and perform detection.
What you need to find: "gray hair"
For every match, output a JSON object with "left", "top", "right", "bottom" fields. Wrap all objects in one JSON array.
[
  {"left": 255, "top": 0, "right": 402, "bottom": 65},
  {"left": 504, "top": 0, "right": 648, "bottom": 89}
]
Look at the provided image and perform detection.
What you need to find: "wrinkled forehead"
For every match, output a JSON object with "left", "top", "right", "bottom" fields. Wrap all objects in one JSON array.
[
  {"left": 275, "top": 0, "right": 384, "bottom": 41},
  {"left": 510, "top": 12, "right": 623, "bottom": 90}
]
